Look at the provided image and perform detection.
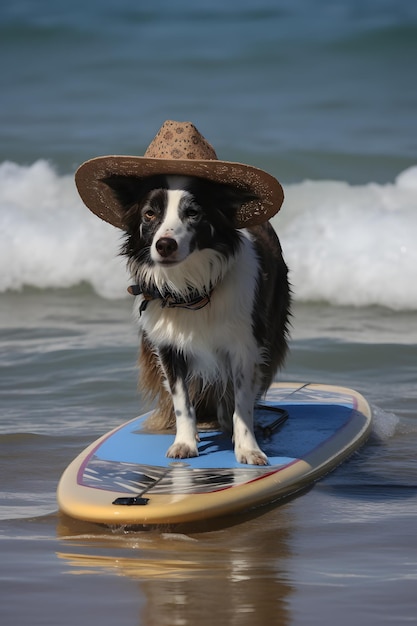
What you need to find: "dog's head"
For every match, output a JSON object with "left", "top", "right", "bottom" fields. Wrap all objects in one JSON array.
[{"left": 105, "top": 175, "right": 257, "bottom": 268}]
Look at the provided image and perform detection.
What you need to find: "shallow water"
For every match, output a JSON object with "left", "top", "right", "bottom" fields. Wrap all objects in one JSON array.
[{"left": 1, "top": 292, "right": 416, "bottom": 625}]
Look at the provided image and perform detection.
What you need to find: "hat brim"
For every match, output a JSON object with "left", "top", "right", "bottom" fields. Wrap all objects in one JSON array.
[{"left": 75, "top": 156, "right": 284, "bottom": 229}]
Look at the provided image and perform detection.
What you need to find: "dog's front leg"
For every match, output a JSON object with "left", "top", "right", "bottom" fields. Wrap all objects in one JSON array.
[
  {"left": 232, "top": 362, "right": 268, "bottom": 466},
  {"left": 159, "top": 347, "right": 200, "bottom": 459}
]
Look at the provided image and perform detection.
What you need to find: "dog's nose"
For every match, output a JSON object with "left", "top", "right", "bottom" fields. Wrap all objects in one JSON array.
[{"left": 156, "top": 237, "right": 178, "bottom": 258}]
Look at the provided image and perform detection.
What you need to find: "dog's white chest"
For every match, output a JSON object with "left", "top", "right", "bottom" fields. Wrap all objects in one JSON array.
[{"left": 135, "top": 238, "right": 260, "bottom": 379}]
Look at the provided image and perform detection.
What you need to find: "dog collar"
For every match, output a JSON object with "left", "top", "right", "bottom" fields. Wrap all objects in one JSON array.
[{"left": 128, "top": 284, "right": 212, "bottom": 315}]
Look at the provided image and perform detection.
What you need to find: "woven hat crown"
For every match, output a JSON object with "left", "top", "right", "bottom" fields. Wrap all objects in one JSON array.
[{"left": 144, "top": 120, "right": 218, "bottom": 161}]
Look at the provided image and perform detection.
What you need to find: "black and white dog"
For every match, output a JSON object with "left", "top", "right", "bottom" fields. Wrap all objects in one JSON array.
[{"left": 108, "top": 174, "right": 290, "bottom": 465}]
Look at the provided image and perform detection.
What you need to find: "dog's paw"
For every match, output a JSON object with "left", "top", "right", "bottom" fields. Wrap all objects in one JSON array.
[
  {"left": 166, "top": 441, "right": 199, "bottom": 459},
  {"left": 235, "top": 448, "right": 269, "bottom": 466}
]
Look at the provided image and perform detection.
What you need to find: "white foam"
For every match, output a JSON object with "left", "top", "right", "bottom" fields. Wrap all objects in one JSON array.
[
  {"left": 1, "top": 160, "right": 417, "bottom": 309},
  {"left": 0, "top": 160, "right": 127, "bottom": 299},
  {"left": 369, "top": 405, "right": 400, "bottom": 442},
  {"left": 272, "top": 165, "right": 417, "bottom": 310}
]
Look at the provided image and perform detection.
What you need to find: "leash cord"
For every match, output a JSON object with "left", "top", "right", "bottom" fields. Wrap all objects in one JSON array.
[{"left": 256, "top": 405, "right": 289, "bottom": 438}]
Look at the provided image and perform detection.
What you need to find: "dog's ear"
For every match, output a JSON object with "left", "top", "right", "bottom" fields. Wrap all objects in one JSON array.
[
  {"left": 213, "top": 183, "right": 259, "bottom": 225},
  {"left": 102, "top": 175, "right": 145, "bottom": 211},
  {"left": 102, "top": 175, "right": 167, "bottom": 211},
  {"left": 222, "top": 185, "right": 259, "bottom": 209}
]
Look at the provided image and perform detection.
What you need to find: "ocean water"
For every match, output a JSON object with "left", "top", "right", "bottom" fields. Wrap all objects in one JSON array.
[{"left": 1, "top": 1, "right": 417, "bottom": 625}]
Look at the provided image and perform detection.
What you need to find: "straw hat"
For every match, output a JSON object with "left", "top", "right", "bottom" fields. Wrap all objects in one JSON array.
[{"left": 75, "top": 120, "right": 284, "bottom": 229}]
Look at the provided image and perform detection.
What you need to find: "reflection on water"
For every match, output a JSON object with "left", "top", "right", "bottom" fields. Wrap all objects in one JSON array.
[{"left": 57, "top": 504, "right": 295, "bottom": 626}]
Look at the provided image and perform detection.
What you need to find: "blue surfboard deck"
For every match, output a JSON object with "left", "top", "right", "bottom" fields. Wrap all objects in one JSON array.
[{"left": 57, "top": 383, "right": 372, "bottom": 525}]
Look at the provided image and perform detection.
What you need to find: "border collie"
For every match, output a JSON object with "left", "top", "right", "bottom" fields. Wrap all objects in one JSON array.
[{"left": 108, "top": 174, "right": 290, "bottom": 465}]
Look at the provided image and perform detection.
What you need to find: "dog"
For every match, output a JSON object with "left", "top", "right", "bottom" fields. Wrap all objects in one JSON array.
[{"left": 106, "top": 173, "right": 291, "bottom": 465}]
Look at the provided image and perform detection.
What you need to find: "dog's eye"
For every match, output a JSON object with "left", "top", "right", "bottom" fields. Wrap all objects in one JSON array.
[
  {"left": 185, "top": 208, "right": 201, "bottom": 220},
  {"left": 143, "top": 209, "right": 156, "bottom": 221}
]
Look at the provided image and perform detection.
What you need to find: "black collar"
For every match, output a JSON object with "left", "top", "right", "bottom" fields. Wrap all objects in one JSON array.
[{"left": 127, "top": 284, "right": 212, "bottom": 315}]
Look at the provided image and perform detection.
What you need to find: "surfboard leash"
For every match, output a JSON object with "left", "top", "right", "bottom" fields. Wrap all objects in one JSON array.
[{"left": 256, "top": 405, "right": 289, "bottom": 438}]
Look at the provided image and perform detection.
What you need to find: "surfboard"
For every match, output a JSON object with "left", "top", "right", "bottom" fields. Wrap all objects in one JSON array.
[{"left": 57, "top": 382, "right": 372, "bottom": 525}]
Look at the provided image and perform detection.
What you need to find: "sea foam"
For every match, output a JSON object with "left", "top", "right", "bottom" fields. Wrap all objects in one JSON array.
[
  {"left": 1, "top": 159, "right": 417, "bottom": 309},
  {"left": 272, "top": 166, "right": 417, "bottom": 310},
  {"left": 0, "top": 160, "right": 127, "bottom": 299}
]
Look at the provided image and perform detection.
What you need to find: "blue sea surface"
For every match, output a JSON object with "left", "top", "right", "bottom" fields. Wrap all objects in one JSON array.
[{"left": 2, "top": 0, "right": 417, "bottom": 181}]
